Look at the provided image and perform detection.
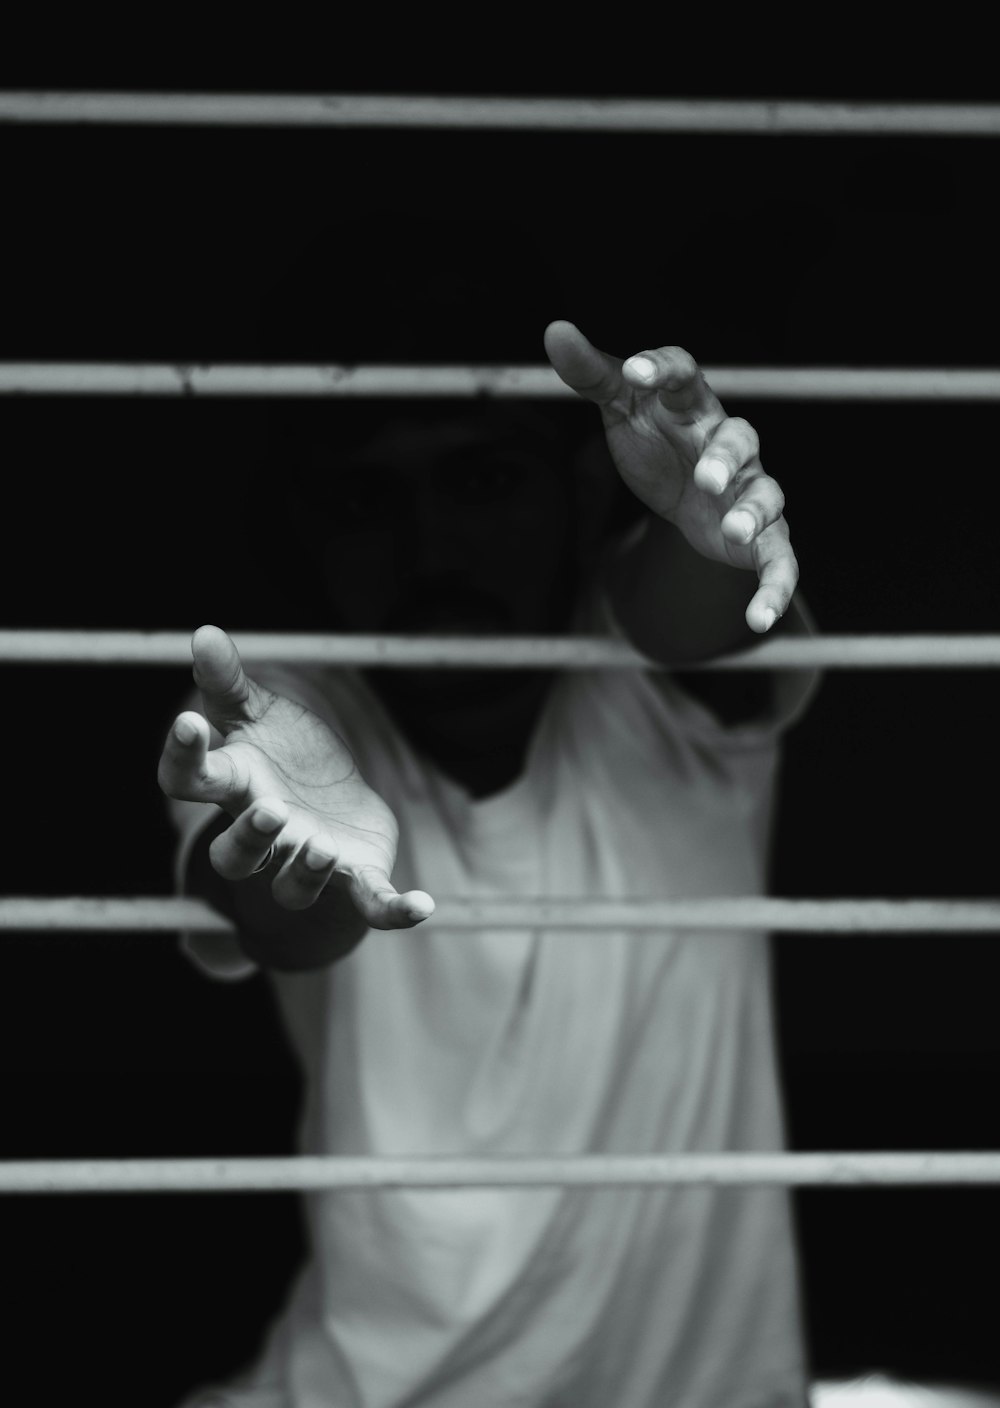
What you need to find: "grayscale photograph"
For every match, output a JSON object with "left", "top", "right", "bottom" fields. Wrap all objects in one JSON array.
[{"left": 1, "top": 50, "right": 998, "bottom": 1408}]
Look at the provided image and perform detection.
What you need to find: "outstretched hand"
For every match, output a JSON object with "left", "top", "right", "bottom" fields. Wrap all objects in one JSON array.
[
  {"left": 544, "top": 321, "right": 797, "bottom": 633},
  {"left": 157, "top": 625, "right": 435, "bottom": 929}
]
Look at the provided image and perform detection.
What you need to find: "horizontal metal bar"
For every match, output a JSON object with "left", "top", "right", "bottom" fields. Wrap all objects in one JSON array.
[
  {"left": 0, "top": 363, "right": 572, "bottom": 398},
  {"left": 2, "top": 93, "right": 1000, "bottom": 137},
  {"left": 2, "top": 363, "right": 1000, "bottom": 400},
  {"left": 4, "top": 897, "right": 1000, "bottom": 934},
  {"left": 0, "top": 631, "right": 999, "bottom": 670},
  {"left": 2, "top": 1152, "right": 1000, "bottom": 1194}
]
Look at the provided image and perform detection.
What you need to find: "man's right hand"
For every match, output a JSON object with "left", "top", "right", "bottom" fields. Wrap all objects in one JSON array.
[{"left": 157, "top": 625, "right": 434, "bottom": 930}]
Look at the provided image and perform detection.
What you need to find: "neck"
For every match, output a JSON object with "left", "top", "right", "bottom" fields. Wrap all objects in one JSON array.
[{"left": 367, "top": 669, "right": 555, "bottom": 799}]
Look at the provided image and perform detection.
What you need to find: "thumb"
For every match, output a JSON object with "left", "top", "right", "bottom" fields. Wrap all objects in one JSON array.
[
  {"left": 191, "top": 625, "right": 261, "bottom": 729},
  {"left": 543, "top": 320, "right": 622, "bottom": 407}
]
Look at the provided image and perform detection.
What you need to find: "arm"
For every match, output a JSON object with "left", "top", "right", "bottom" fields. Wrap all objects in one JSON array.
[
  {"left": 158, "top": 625, "right": 434, "bottom": 972},
  {"left": 607, "top": 515, "right": 778, "bottom": 666},
  {"left": 545, "top": 323, "right": 801, "bottom": 718},
  {"left": 607, "top": 517, "right": 803, "bottom": 726}
]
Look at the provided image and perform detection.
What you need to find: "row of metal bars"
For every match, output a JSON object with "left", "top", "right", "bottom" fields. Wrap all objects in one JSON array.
[{"left": 2, "top": 92, "right": 999, "bottom": 1193}]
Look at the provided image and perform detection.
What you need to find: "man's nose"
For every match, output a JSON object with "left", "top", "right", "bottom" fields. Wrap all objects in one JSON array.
[{"left": 410, "top": 495, "right": 481, "bottom": 575}]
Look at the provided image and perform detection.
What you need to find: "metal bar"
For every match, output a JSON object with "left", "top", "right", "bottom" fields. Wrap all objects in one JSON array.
[
  {"left": 3, "top": 897, "right": 1000, "bottom": 934},
  {"left": 2, "top": 93, "right": 1000, "bottom": 137},
  {"left": 2, "top": 363, "right": 1000, "bottom": 401},
  {"left": 0, "top": 363, "right": 570, "bottom": 398},
  {"left": 0, "top": 631, "right": 999, "bottom": 670},
  {"left": 2, "top": 1152, "right": 1000, "bottom": 1194}
]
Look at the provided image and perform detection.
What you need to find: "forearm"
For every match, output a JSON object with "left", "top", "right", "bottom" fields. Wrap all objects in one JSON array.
[
  {"left": 187, "top": 813, "right": 368, "bottom": 972},
  {"left": 606, "top": 514, "right": 765, "bottom": 665},
  {"left": 605, "top": 513, "right": 809, "bottom": 725}
]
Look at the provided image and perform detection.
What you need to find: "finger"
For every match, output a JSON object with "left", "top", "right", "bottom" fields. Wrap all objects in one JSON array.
[
  {"left": 347, "top": 866, "right": 435, "bottom": 931},
  {"left": 157, "top": 710, "right": 239, "bottom": 805},
  {"left": 620, "top": 344, "right": 722, "bottom": 421},
  {"left": 209, "top": 799, "right": 289, "bottom": 881},
  {"left": 269, "top": 834, "right": 341, "bottom": 911},
  {"left": 693, "top": 417, "right": 761, "bottom": 496},
  {"left": 543, "top": 320, "right": 623, "bottom": 407},
  {"left": 191, "top": 624, "right": 261, "bottom": 726},
  {"left": 745, "top": 520, "right": 799, "bottom": 633},
  {"left": 720, "top": 473, "right": 786, "bottom": 549}
]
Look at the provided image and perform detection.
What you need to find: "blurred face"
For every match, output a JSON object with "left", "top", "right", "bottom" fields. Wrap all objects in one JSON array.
[
  {"left": 292, "top": 407, "right": 582, "bottom": 719},
  {"left": 299, "top": 408, "right": 579, "bottom": 639}
]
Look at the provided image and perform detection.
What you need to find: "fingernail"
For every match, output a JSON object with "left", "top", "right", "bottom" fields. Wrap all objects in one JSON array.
[
  {"left": 761, "top": 607, "right": 778, "bottom": 631},
  {"left": 729, "top": 510, "right": 756, "bottom": 543},
  {"left": 174, "top": 717, "right": 198, "bottom": 745},
  {"left": 700, "top": 459, "right": 729, "bottom": 493},
  {"left": 405, "top": 893, "right": 436, "bottom": 922},
  {"left": 305, "top": 844, "right": 336, "bottom": 870},
  {"left": 624, "top": 355, "right": 656, "bottom": 383},
  {"left": 253, "top": 807, "right": 284, "bottom": 834}
]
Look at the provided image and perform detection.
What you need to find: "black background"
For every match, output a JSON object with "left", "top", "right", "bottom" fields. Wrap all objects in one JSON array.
[{"left": 2, "top": 54, "right": 1000, "bottom": 1404}]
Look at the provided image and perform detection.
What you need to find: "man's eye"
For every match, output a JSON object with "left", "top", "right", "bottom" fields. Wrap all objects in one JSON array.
[
  {"left": 441, "top": 458, "right": 529, "bottom": 505},
  {"left": 340, "top": 483, "right": 383, "bottom": 522},
  {"left": 325, "top": 470, "right": 403, "bottom": 528}
]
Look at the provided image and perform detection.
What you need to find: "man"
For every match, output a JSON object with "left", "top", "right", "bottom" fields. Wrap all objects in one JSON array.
[{"left": 160, "top": 239, "right": 815, "bottom": 1404}]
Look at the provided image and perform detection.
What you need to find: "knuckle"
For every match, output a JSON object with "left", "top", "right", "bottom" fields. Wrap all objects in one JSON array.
[
  {"left": 725, "top": 416, "right": 760, "bottom": 458},
  {"left": 734, "top": 470, "right": 783, "bottom": 516},
  {"left": 757, "top": 480, "right": 785, "bottom": 517},
  {"left": 663, "top": 343, "right": 693, "bottom": 365},
  {"left": 666, "top": 347, "right": 698, "bottom": 383}
]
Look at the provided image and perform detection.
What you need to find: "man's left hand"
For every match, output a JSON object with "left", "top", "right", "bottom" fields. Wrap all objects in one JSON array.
[{"left": 544, "top": 320, "right": 798, "bottom": 633}]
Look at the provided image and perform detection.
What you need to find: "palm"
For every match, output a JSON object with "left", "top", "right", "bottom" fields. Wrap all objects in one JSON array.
[
  {"left": 600, "top": 396, "right": 755, "bottom": 570},
  {"left": 543, "top": 319, "right": 793, "bottom": 595},
  {"left": 212, "top": 701, "right": 400, "bottom": 880},
  {"left": 159, "top": 625, "right": 433, "bottom": 927}
]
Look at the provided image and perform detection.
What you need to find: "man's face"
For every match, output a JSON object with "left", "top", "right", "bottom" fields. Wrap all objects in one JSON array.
[{"left": 300, "top": 408, "right": 580, "bottom": 641}]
